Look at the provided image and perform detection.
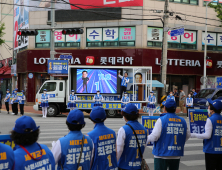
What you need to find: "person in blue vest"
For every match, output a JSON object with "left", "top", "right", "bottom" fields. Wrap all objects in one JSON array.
[
  {"left": 51, "top": 109, "right": 94, "bottom": 170},
  {"left": 40, "top": 89, "right": 49, "bottom": 118},
  {"left": 19, "top": 90, "right": 26, "bottom": 116},
  {"left": 166, "top": 91, "right": 175, "bottom": 101},
  {"left": 118, "top": 71, "right": 129, "bottom": 99},
  {"left": 121, "top": 92, "right": 130, "bottom": 108},
  {"left": 10, "top": 116, "right": 55, "bottom": 170},
  {"left": 93, "top": 90, "right": 103, "bottom": 107},
  {"left": 10, "top": 90, "right": 14, "bottom": 114},
  {"left": 11, "top": 89, "right": 19, "bottom": 115},
  {"left": 191, "top": 99, "right": 222, "bottom": 170},
  {"left": 147, "top": 99, "right": 190, "bottom": 170},
  {"left": 0, "top": 143, "right": 14, "bottom": 170},
  {"left": 117, "top": 103, "right": 147, "bottom": 170},
  {"left": 192, "top": 88, "right": 197, "bottom": 97},
  {"left": 147, "top": 91, "right": 156, "bottom": 116},
  {"left": 186, "top": 93, "right": 193, "bottom": 118},
  {"left": 68, "top": 90, "right": 77, "bottom": 111},
  {"left": 88, "top": 107, "right": 118, "bottom": 170},
  {"left": 4, "top": 89, "right": 11, "bottom": 114}
]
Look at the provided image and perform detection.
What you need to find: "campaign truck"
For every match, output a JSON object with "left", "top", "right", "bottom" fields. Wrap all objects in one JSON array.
[{"left": 33, "top": 65, "right": 152, "bottom": 117}]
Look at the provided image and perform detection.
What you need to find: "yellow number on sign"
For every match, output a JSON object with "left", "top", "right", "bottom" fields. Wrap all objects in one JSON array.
[
  {"left": 190, "top": 112, "right": 194, "bottom": 123},
  {"left": 78, "top": 166, "right": 82, "bottom": 170},
  {"left": 220, "top": 138, "right": 222, "bottom": 146},
  {"left": 174, "top": 135, "right": 177, "bottom": 145},
  {"left": 49, "top": 62, "right": 52, "bottom": 70},
  {"left": 136, "top": 148, "right": 139, "bottom": 159},
  {"left": 107, "top": 155, "right": 112, "bottom": 167}
]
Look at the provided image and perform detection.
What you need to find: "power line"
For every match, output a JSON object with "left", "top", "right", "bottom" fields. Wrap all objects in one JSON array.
[{"left": 2, "top": 43, "right": 13, "bottom": 56}]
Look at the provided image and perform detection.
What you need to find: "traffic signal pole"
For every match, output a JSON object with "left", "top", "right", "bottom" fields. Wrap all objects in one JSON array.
[{"left": 50, "top": 0, "right": 55, "bottom": 80}]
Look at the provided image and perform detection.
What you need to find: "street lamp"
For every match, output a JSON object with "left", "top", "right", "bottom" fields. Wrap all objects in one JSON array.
[{"left": 204, "top": 0, "right": 214, "bottom": 88}]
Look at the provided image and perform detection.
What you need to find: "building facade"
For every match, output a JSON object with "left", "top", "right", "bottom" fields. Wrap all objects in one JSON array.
[{"left": 16, "top": 0, "right": 222, "bottom": 103}]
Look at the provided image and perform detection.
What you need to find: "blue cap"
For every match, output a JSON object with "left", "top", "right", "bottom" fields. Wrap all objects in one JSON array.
[
  {"left": 162, "top": 100, "right": 177, "bottom": 109},
  {"left": 13, "top": 116, "right": 40, "bottom": 134},
  {"left": 71, "top": 90, "right": 75, "bottom": 92},
  {"left": 6, "top": 89, "right": 9, "bottom": 91},
  {"left": 90, "top": 107, "right": 106, "bottom": 123},
  {"left": 121, "top": 103, "right": 138, "bottom": 114},
  {"left": 43, "top": 89, "right": 47, "bottom": 91},
  {"left": 207, "top": 99, "right": 222, "bottom": 111},
  {"left": 21, "top": 90, "right": 24, "bottom": 92},
  {"left": 124, "top": 92, "right": 127, "bottom": 94},
  {"left": 150, "top": 91, "right": 154, "bottom": 93},
  {"left": 67, "top": 109, "right": 85, "bottom": 125},
  {"left": 14, "top": 88, "right": 18, "bottom": 91}
]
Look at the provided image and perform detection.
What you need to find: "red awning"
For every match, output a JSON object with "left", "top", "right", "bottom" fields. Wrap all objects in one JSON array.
[
  {"left": 0, "top": 66, "right": 7, "bottom": 74},
  {"left": 4, "top": 68, "right": 11, "bottom": 75}
]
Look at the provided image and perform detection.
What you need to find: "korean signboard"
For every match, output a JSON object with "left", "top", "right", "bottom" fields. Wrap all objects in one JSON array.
[
  {"left": 202, "top": 32, "right": 217, "bottom": 46},
  {"left": 36, "top": 30, "right": 81, "bottom": 44},
  {"left": 87, "top": 27, "right": 135, "bottom": 42},
  {"left": 189, "top": 109, "right": 208, "bottom": 133},
  {"left": 141, "top": 116, "right": 159, "bottom": 146},
  {"left": 14, "top": 0, "right": 29, "bottom": 50},
  {"left": 48, "top": 60, "right": 68, "bottom": 74},
  {"left": 147, "top": 27, "right": 163, "bottom": 42},
  {"left": 28, "top": 0, "right": 143, "bottom": 11},
  {"left": 217, "top": 77, "right": 222, "bottom": 88}
]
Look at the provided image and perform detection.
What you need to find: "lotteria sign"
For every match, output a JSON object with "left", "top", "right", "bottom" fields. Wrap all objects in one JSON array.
[
  {"left": 34, "top": 58, "right": 81, "bottom": 65},
  {"left": 155, "top": 58, "right": 201, "bottom": 67}
]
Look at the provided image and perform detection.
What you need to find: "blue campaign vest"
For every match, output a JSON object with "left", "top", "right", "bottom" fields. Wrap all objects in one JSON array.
[
  {"left": 186, "top": 98, "right": 193, "bottom": 107},
  {"left": 152, "top": 113, "right": 187, "bottom": 157},
  {"left": 148, "top": 95, "right": 156, "bottom": 103},
  {"left": 41, "top": 94, "right": 49, "bottom": 104},
  {"left": 5, "top": 93, "right": 10, "bottom": 103},
  {"left": 122, "top": 96, "right": 130, "bottom": 107},
  {"left": 88, "top": 123, "right": 117, "bottom": 170},
  {"left": 118, "top": 121, "right": 147, "bottom": 169},
  {"left": 69, "top": 94, "right": 77, "bottom": 102},
  {"left": 193, "top": 92, "right": 197, "bottom": 96},
  {"left": 95, "top": 95, "right": 103, "bottom": 104},
  {"left": 19, "top": 94, "right": 25, "bottom": 105},
  {"left": 167, "top": 95, "right": 175, "bottom": 101},
  {"left": 0, "top": 143, "right": 14, "bottom": 170},
  {"left": 57, "top": 131, "right": 93, "bottom": 170},
  {"left": 10, "top": 93, "right": 14, "bottom": 104},
  {"left": 121, "top": 77, "right": 129, "bottom": 87},
  {"left": 203, "top": 113, "right": 222, "bottom": 154},
  {"left": 13, "top": 93, "right": 18, "bottom": 103},
  {"left": 14, "top": 142, "right": 55, "bottom": 170}
]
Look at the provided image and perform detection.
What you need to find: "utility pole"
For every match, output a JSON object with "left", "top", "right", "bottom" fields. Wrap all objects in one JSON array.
[
  {"left": 50, "top": 0, "right": 55, "bottom": 80},
  {"left": 161, "top": 0, "right": 169, "bottom": 96}
]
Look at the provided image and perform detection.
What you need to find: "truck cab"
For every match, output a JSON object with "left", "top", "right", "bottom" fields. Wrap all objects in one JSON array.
[{"left": 193, "top": 88, "right": 222, "bottom": 109}]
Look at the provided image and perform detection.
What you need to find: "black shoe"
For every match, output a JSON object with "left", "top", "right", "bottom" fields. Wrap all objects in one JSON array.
[{"left": 7, "top": 112, "right": 9, "bottom": 114}]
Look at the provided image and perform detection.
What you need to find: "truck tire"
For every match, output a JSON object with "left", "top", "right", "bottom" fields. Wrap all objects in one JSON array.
[
  {"left": 106, "top": 110, "right": 117, "bottom": 118},
  {"left": 47, "top": 105, "right": 58, "bottom": 117}
]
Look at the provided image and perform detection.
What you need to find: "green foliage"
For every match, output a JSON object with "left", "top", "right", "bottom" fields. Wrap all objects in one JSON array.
[
  {"left": 0, "top": 22, "right": 5, "bottom": 45},
  {"left": 209, "top": 4, "right": 222, "bottom": 26}
]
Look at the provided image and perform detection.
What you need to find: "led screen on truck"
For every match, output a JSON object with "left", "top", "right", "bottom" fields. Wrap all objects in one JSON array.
[{"left": 76, "top": 69, "right": 117, "bottom": 93}]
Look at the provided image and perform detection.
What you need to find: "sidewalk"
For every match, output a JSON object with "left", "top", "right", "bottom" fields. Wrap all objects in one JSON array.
[{"left": 0, "top": 104, "right": 187, "bottom": 116}]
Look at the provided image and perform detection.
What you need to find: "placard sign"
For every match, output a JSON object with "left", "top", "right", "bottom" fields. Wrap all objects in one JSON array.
[
  {"left": 0, "top": 134, "right": 16, "bottom": 150},
  {"left": 48, "top": 60, "right": 68, "bottom": 74}
]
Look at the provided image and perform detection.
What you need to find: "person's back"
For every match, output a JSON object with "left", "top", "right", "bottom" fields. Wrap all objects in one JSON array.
[
  {"left": 0, "top": 143, "right": 14, "bottom": 170},
  {"left": 88, "top": 107, "right": 117, "bottom": 170},
  {"left": 52, "top": 109, "right": 93, "bottom": 170},
  {"left": 117, "top": 103, "right": 147, "bottom": 170},
  {"left": 11, "top": 116, "right": 55, "bottom": 170}
]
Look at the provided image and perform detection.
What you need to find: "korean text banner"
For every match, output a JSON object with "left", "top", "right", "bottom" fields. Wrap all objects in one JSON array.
[
  {"left": 14, "top": 0, "right": 29, "bottom": 50},
  {"left": 141, "top": 116, "right": 159, "bottom": 146},
  {"left": 0, "top": 134, "right": 16, "bottom": 150},
  {"left": 29, "top": 0, "right": 143, "bottom": 11},
  {"left": 48, "top": 60, "right": 68, "bottom": 74},
  {"left": 189, "top": 109, "right": 208, "bottom": 134}
]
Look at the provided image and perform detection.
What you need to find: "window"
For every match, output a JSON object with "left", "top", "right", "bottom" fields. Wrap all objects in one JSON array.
[
  {"left": 35, "top": 30, "right": 80, "bottom": 48},
  {"left": 40, "top": 82, "right": 57, "bottom": 93},
  {"left": 212, "top": 90, "right": 222, "bottom": 100},
  {"left": 86, "top": 27, "right": 135, "bottom": 47},
  {"left": 147, "top": 27, "right": 197, "bottom": 49},
  {"left": 195, "top": 89, "right": 215, "bottom": 98},
  {"left": 202, "top": 32, "right": 222, "bottom": 51},
  {"left": 59, "top": 82, "right": 63, "bottom": 91},
  {"left": 159, "top": 0, "right": 198, "bottom": 5}
]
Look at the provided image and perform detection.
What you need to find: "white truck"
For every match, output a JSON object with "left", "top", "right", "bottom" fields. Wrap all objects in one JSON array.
[{"left": 33, "top": 66, "right": 152, "bottom": 117}]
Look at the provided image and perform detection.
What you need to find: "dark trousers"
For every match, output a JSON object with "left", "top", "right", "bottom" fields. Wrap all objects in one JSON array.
[
  {"left": 154, "top": 158, "right": 180, "bottom": 170},
  {"left": 5, "top": 102, "right": 9, "bottom": 112},
  {"left": 120, "top": 86, "right": 127, "bottom": 99},
  {"left": 83, "top": 83, "right": 88, "bottom": 93},
  {"left": 12, "top": 103, "right": 18, "bottom": 115},
  {"left": 19, "top": 104, "right": 24, "bottom": 115},
  {"left": 176, "top": 99, "right": 179, "bottom": 107},
  {"left": 0, "top": 100, "right": 1, "bottom": 109},
  {"left": 205, "top": 153, "right": 222, "bottom": 170}
]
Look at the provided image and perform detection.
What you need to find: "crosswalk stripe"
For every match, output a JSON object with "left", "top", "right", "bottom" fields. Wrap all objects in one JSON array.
[
  {"left": 144, "top": 159, "right": 154, "bottom": 164},
  {"left": 181, "top": 160, "right": 205, "bottom": 166},
  {"left": 146, "top": 143, "right": 203, "bottom": 149},
  {"left": 184, "top": 150, "right": 203, "bottom": 155}
]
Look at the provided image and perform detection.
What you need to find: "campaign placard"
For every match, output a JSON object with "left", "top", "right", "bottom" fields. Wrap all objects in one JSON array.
[
  {"left": 141, "top": 116, "right": 159, "bottom": 146},
  {"left": 0, "top": 135, "right": 16, "bottom": 150},
  {"left": 189, "top": 109, "right": 208, "bottom": 134},
  {"left": 48, "top": 60, "right": 68, "bottom": 74}
]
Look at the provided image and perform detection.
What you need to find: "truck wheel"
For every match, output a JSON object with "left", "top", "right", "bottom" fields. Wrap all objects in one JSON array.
[
  {"left": 106, "top": 110, "right": 117, "bottom": 118},
  {"left": 47, "top": 105, "right": 58, "bottom": 117}
]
